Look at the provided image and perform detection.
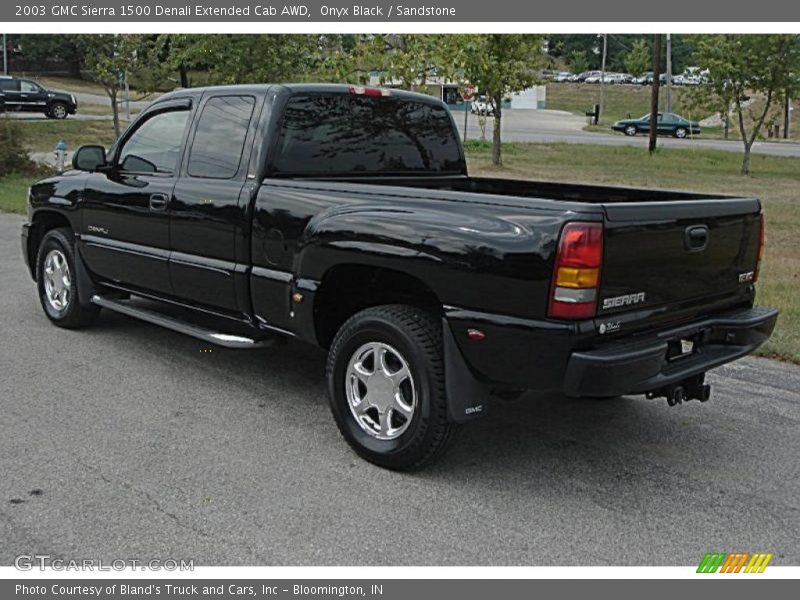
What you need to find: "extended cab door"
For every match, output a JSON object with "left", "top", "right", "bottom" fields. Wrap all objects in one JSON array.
[
  {"left": 169, "top": 93, "right": 261, "bottom": 314},
  {"left": 79, "top": 100, "right": 193, "bottom": 296}
]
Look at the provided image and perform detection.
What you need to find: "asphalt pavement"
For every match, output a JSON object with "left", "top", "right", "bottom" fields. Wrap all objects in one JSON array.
[{"left": 0, "top": 212, "right": 798, "bottom": 566}]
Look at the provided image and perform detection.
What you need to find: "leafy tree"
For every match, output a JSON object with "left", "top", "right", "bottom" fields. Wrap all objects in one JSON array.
[
  {"left": 690, "top": 34, "right": 800, "bottom": 174},
  {"left": 568, "top": 50, "right": 590, "bottom": 75},
  {"left": 78, "top": 35, "right": 169, "bottom": 138},
  {"left": 624, "top": 39, "right": 651, "bottom": 77},
  {"left": 460, "top": 35, "right": 544, "bottom": 165},
  {"left": 163, "top": 35, "right": 318, "bottom": 86},
  {"left": 11, "top": 34, "right": 85, "bottom": 78}
]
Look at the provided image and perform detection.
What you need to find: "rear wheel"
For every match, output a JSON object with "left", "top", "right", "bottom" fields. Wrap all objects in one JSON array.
[
  {"left": 326, "top": 304, "right": 457, "bottom": 470},
  {"left": 624, "top": 125, "right": 638, "bottom": 136},
  {"left": 36, "top": 228, "right": 99, "bottom": 328}
]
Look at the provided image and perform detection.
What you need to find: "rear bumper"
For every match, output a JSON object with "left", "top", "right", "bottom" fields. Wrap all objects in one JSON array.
[{"left": 563, "top": 306, "right": 778, "bottom": 397}]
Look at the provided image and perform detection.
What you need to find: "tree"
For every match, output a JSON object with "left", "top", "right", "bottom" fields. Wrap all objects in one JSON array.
[
  {"left": 460, "top": 35, "right": 544, "bottom": 165},
  {"left": 691, "top": 34, "right": 800, "bottom": 174},
  {"left": 12, "top": 34, "right": 85, "bottom": 78},
  {"left": 163, "top": 35, "right": 318, "bottom": 86},
  {"left": 78, "top": 35, "right": 168, "bottom": 138},
  {"left": 568, "top": 50, "right": 589, "bottom": 75},
  {"left": 624, "top": 39, "right": 651, "bottom": 77}
]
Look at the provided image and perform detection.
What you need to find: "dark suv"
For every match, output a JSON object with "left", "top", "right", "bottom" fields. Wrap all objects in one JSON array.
[{"left": 0, "top": 76, "right": 77, "bottom": 119}]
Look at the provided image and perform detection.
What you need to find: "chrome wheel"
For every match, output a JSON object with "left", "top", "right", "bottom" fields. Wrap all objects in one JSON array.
[
  {"left": 51, "top": 104, "right": 67, "bottom": 119},
  {"left": 345, "top": 341, "right": 416, "bottom": 441},
  {"left": 624, "top": 125, "right": 637, "bottom": 136},
  {"left": 43, "top": 249, "right": 70, "bottom": 311}
]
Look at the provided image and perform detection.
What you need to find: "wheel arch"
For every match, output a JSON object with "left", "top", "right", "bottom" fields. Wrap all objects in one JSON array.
[{"left": 27, "top": 210, "right": 73, "bottom": 280}]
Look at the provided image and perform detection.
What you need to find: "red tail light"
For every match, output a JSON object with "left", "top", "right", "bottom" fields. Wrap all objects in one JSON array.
[
  {"left": 348, "top": 86, "right": 391, "bottom": 97},
  {"left": 754, "top": 214, "right": 765, "bottom": 283},
  {"left": 548, "top": 222, "right": 603, "bottom": 320}
]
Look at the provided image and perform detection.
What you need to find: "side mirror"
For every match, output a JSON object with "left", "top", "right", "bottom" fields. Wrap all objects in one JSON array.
[{"left": 72, "top": 145, "right": 107, "bottom": 172}]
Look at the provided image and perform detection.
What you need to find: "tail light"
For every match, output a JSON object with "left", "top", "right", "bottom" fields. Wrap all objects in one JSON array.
[
  {"left": 349, "top": 86, "right": 391, "bottom": 97},
  {"left": 548, "top": 222, "right": 603, "bottom": 320},
  {"left": 753, "top": 214, "right": 765, "bottom": 283}
]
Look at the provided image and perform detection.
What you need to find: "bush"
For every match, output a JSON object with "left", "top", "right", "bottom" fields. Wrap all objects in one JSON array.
[{"left": 0, "top": 116, "right": 35, "bottom": 176}]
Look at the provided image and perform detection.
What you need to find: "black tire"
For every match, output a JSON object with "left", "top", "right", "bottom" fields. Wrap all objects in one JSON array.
[
  {"left": 326, "top": 304, "right": 457, "bottom": 470},
  {"left": 674, "top": 126, "right": 688, "bottom": 139},
  {"left": 624, "top": 125, "right": 638, "bottom": 137},
  {"left": 48, "top": 102, "right": 68, "bottom": 119},
  {"left": 36, "top": 228, "right": 99, "bottom": 329}
]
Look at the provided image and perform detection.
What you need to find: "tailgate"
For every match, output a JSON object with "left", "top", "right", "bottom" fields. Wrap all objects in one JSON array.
[{"left": 598, "top": 198, "right": 762, "bottom": 327}]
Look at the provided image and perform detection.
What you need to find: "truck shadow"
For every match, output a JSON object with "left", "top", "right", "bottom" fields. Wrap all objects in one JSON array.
[{"left": 92, "top": 310, "right": 745, "bottom": 488}]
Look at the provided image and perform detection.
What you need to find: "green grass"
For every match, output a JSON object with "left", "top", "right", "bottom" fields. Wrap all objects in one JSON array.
[
  {"left": 22, "top": 119, "right": 118, "bottom": 153},
  {"left": 466, "top": 141, "right": 800, "bottom": 364},
  {"left": 0, "top": 174, "right": 34, "bottom": 214},
  {"left": 2, "top": 141, "right": 798, "bottom": 363}
]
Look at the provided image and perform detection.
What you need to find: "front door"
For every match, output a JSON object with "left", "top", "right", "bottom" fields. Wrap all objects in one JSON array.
[{"left": 79, "top": 102, "right": 192, "bottom": 296}]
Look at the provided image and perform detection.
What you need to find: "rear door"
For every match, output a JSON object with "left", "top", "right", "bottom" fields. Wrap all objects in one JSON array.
[
  {"left": 169, "top": 93, "right": 261, "bottom": 314},
  {"left": 598, "top": 198, "right": 762, "bottom": 328},
  {"left": 17, "top": 80, "right": 48, "bottom": 113}
]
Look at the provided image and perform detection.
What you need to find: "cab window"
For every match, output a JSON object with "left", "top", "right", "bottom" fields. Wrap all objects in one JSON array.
[{"left": 118, "top": 109, "right": 190, "bottom": 174}]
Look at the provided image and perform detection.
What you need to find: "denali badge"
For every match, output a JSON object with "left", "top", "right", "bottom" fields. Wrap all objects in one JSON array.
[
  {"left": 602, "top": 292, "right": 646, "bottom": 310},
  {"left": 738, "top": 271, "right": 755, "bottom": 283},
  {"left": 598, "top": 321, "right": 621, "bottom": 334},
  {"left": 87, "top": 225, "right": 109, "bottom": 235}
]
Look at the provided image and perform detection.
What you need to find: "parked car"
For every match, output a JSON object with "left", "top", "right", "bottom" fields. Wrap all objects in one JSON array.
[
  {"left": 470, "top": 95, "right": 495, "bottom": 115},
  {"left": 553, "top": 71, "right": 573, "bottom": 82},
  {"left": 0, "top": 75, "right": 77, "bottom": 119},
  {"left": 574, "top": 70, "right": 603, "bottom": 83},
  {"left": 22, "top": 84, "right": 775, "bottom": 469},
  {"left": 612, "top": 112, "right": 701, "bottom": 138}
]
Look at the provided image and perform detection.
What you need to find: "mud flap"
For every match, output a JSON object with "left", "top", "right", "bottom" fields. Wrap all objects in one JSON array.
[
  {"left": 442, "top": 318, "right": 490, "bottom": 423},
  {"left": 73, "top": 247, "right": 97, "bottom": 308}
]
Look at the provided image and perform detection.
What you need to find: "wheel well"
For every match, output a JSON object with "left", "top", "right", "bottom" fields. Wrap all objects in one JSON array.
[
  {"left": 314, "top": 265, "right": 442, "bottom": 349},
  {"left": 28, "top": 211, "right": 72, "bottom": 279}
]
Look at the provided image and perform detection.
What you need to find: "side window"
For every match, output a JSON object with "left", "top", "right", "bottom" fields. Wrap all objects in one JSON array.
[
  {"left": 187, "top": 95, "right": 255, "bottom": 179},
  {"left": 0, "top": 79, "right": 19, "bottom": 91},
  {"left": 20, "top": 81, "right": 39, "bottom": 92},
  {"left": 118, "top": 109, "right": 190, "bottom": 174}
]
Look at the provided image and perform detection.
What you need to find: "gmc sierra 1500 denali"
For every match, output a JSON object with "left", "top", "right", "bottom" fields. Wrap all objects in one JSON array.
[{"left": 21, "top": 84, "right": 778, "bottom": 469}]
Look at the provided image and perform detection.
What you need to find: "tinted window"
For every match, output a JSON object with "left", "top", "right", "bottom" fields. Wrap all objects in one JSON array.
[
  {"left": 119, "top": 109, "right": 190, "bottom": 174},
  {"left": 20, "top": 80, "right": 39, "bottom": 92},
  {"left": 273, "top": 94, "right": 463, "bottom": 176},
  {"left": 0, "top": 79, "right": 19, "bottom": 91},
  {"left": 188, "top": 96, "right": 255, "bottom": 179}
]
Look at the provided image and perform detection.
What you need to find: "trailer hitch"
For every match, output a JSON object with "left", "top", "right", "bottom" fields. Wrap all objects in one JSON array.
[{"left": 646, "top": 373, "right": 711, "bottom": 407}]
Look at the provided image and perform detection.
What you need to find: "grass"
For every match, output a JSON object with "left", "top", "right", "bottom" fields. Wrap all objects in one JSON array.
[
  {"left": 0, "top": 174, "right": 34, "bottom": 214},
  {"left": 2, "top": 140, "right": 797, "bottom": 363},
  {"left": 21, "top": 119, "right": 118, "bottom": 153},
  {"left": 466, "top": 141, "right": 800, "bottom": 363}
]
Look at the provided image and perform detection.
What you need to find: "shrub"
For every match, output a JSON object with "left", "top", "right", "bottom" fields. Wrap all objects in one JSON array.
[{"left": 0, "top": 116, "right": 35, "bottom": 176}]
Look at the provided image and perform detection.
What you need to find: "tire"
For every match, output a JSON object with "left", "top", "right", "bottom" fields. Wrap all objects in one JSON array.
[
  {"left": 326, "top": 304, "right": 457, "bottom": 470},
  {"left": 36, "top": 228, "right": 99, "bottom": 329},
  {"left": 624, "top": 125, "right": 638, "bottom": 137},
  {"left": 49, "top": 102, "right": 68, "bottom": 119},
  {"left": 674, "top": 127, "right": 688, "bottom": 139}
]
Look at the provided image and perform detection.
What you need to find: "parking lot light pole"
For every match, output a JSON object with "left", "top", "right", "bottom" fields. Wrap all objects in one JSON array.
[
  {"left": 599, "top": 34, "right": 607, "bottom": 120},
  {"left": 665, "top": 34, "right": 672, "bottom": 113},
  {"left": 2, "top": 34, "right": 7, "bottom": 75}
]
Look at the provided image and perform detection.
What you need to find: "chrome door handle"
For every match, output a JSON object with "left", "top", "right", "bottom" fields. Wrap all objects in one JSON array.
[{"left": 149, "top": 193, "right": 169, "bottom": 211}]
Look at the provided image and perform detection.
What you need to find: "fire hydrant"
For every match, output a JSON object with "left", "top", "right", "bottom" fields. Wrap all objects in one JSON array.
[{"left": 54, "top": 140, "right": 67, "bottom": 173}]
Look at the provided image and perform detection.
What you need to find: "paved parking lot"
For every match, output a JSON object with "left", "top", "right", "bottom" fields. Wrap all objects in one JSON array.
[{"left": 0, "top": 213, "right": 798, "bottom": 565}]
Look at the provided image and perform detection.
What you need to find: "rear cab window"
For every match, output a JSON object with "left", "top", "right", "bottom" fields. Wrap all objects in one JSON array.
[{"left": 272, "top": 93, "right": 464, "bottom": 177}]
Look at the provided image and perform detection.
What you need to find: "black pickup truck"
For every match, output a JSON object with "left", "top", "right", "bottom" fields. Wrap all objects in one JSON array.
[{"left": 21, "top": 84, "right": 777, "bottom": 469}]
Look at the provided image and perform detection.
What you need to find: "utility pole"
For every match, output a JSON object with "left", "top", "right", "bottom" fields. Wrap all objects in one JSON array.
[
  {"left": 785, "top": 94, "right": 792, "bottom": 139},
  {"left": 599, "top": 33, "right": 608, "bottom": 120},
  {"left": 2, "top": 34, "right": 7, "bottom": 75},
  {"left": 649, "top": 34, "right": 662, "bottom": 154},
  {"left": 665, "top": 34, "right": 672, "bottom": 113}
]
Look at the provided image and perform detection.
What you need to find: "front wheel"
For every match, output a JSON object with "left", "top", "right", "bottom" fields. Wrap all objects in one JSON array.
[
  {"left": 36, "top": 228, "right": 99, "bottom": 328},
  {"left": 624, "top": 125, "right": 638, "bottom": 136},
  {"left": 674, "top": 126, "right": 688, "bottom": 139},
  {"left": 326, "top": 305, "right": 457, "bottom": 470},
  {"left": 48, "top": 102, "right": 68, "bottom": 119}
]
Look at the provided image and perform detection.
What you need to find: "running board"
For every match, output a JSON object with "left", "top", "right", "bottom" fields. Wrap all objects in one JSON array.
[{"left": 91, "top": 295, "right": 275, "bottom": 349}]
